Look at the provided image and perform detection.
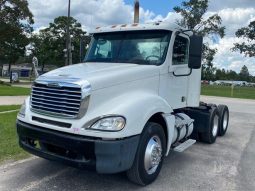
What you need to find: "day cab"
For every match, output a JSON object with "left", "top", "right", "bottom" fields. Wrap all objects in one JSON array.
[{"left": 17, "top": 22, "right": 229, "bottom": 185}]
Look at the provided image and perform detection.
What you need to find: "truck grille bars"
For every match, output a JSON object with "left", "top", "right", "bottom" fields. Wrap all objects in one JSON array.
[{"left": 31, "top": 82, "right": 82, "bottom": 118}]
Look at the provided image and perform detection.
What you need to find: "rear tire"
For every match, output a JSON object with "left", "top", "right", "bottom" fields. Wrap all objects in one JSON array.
[
  {"left": 127, "top": 122, "right": 166, "bottom": 186},
  {"left": 200, "top": 107, "right": 219, "bottom": 144},
  {"left": 217, "top": 105, "right": 229, "bottom": 136}
]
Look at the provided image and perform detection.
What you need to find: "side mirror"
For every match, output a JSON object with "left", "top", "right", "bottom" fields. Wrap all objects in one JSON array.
[{"left": 188, "top": 35, "right": 203, "bottom": 69}]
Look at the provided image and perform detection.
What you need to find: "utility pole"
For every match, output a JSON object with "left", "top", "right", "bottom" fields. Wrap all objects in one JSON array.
[
  {"left": 66, "top": 0, "right": 72, "bottom": 65},
  {"left": 80, "top": 36, "right": 83, "bottom": 63}
]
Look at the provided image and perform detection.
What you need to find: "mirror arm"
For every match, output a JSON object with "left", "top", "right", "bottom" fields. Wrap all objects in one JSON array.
[
  {"left": 176, "top": 29, "right": 193, "bottom": 36},
  {"left": 173, "top": 68, "right": 192, "bottom": 77}
]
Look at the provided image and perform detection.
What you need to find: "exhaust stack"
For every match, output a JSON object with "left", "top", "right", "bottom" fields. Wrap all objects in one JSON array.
[{"left": 134, "top": 0, "right": 139, "bottom": 23}]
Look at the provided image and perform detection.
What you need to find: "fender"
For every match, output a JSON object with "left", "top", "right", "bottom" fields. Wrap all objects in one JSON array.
[
  {"left": 90, "top": 91, "right": 176, "bottom": 155},
  {"left": 81, "top": 91, "right": 174, "bottom": 139}
]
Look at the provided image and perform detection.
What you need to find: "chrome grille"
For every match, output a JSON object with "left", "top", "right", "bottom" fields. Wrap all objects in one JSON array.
[{"left": 31, "top": 82, "right": 82, "bottom": 118}]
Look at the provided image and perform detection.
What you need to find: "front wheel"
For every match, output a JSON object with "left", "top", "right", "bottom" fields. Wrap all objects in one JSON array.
[{"left": 127, "top": 122, "right": 166, "bottom": 186}]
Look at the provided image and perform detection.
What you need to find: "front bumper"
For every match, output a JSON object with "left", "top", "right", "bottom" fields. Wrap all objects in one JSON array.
[{"left": 16, "top": 120, "right": 140, "bottom": 174}]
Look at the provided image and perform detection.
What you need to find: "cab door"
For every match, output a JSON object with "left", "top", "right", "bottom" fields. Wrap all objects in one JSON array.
[{"left": 163, "top": 34, "right": 190, "bottom": 109}]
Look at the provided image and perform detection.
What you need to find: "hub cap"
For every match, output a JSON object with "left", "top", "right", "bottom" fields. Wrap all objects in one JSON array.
[
  {"left": 212, "top": 115, "right": 219, "bottom": 137},
  {"left": 144, "top": 135, "right": 162, "bottom": 175},
  {"left": 223, "top": 111, "right": 229, "bottom": 131}
]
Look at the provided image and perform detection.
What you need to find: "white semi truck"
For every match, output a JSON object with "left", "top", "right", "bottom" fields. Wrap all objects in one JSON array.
[{"left": 17, "top": 22, "right": 229, "bottom": 185}]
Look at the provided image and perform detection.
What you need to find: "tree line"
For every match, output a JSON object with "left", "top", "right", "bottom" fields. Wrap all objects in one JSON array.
[
  {"left": 202, "top": 65, "right": 255, "bottom": 82},
  {"left": 31, "top": 16, "right": 91, "bottom": 70},
  {"left": 0, "top": 0, "right": 254, "bottom": 76}
]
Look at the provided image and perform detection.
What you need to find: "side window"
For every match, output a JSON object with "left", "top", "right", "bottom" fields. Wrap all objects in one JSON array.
[{"left": 172, "top": 36, "right": 189, "bottom": 65}]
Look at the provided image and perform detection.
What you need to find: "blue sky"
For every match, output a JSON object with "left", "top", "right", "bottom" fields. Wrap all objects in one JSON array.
[{"left": 124, "top": 0, "right": 183, "bottom": 16}]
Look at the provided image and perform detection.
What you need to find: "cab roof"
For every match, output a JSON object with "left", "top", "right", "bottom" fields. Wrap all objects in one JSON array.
[{"left": 91, "top": 21, "right": 193, "bottom": 36}]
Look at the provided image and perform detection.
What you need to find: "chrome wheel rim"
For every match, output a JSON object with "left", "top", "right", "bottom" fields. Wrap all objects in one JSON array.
[
  {"left": 212, "top": 115, "right": 219, "bottom": 137},
  {"left": 223, "top": 111, "right": 229, "bottom": 131},
  {"left": 144, "top": 135, "right": 162, "bottom": 175}
]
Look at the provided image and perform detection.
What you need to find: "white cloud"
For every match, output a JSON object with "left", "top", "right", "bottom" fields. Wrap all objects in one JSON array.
[
  {"left": 165, "top": 6, "right": 255, "bottom": 75},
  {"left": 144, "top": 11, "right": 182, "bottom": 24},
  {"left": 32, "top": 26, "right": 47, "bottom": 34},
  {"left": 28, "top": 0, "right": 156, "bottom": 32},
  {"left": 27, "top": 0, "right": 255, "bottom": 75},
  {"left": 210, "top": 37, "right": 255, "bottom": 75},
  {"left": 163, "top": 12, "right": 182, "bottom": 23},
  {"left": 160, "top": 7, "right": 255, "bottom": 75},
  {"left": 204, "top": 7, "right": 255, "bottom": 75},
  {"left": 205, "top": 8, "right": 255, "bottom": 37}
]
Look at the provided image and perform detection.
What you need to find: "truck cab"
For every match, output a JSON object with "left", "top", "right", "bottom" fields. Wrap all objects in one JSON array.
[{"left": 17, "top": 22, "right": 229, "bottom": 185}]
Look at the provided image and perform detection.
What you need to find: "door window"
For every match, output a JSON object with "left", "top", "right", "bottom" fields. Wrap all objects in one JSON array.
[{"left": 172, "top": 36, "right": 189, "bottom": 65}]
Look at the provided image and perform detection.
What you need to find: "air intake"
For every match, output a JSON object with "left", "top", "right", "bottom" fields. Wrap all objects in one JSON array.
[{"left": 31, "top": 82, "right": 82, "bottom": 118}]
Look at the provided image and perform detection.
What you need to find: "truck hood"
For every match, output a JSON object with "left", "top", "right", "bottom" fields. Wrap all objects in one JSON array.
[{"left": 39, "top": 62, "right": 159, "bottom": 90}]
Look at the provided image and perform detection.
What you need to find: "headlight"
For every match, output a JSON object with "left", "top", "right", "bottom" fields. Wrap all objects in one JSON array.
[
  {"left": 89, "top": 116, "right": 126, "bottom": 131},
  {"left": 18, "top": 102, "right": 26, "bottom": 118}
]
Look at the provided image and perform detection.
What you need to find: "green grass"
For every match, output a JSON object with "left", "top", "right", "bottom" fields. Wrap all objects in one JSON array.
[
  {"left": 0, "top": 110, "right": 30, "bottom": 164},
  {"left": 201, "top": 85, "right": 255, "bottom": 99},
  {"left": 0, "top": 105, "right": 21, "bottom": 112},
  {"left": 0, "top": 85, "right": 31, "bottom": 96}
]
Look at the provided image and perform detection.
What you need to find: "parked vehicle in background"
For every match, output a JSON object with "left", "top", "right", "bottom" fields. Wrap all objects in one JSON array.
[
  {"left": 201, "top": 80, "right": 209, "bottom": 85},
  {"left": 247, "top": 82, "right": 255, "bottom": 87},
  {"left": 213, "top": 80, "right": 248, "bottom": 86}
]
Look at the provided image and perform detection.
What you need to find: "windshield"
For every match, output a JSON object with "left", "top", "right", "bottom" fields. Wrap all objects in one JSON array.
[{"left": 85, "top": 30, "right": 171, "bottom": 65}]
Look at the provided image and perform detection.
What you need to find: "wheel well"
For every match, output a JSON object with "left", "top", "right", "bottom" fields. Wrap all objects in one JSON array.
[{"left": 148, "top": 113, "right": 168, "bottom": 141}]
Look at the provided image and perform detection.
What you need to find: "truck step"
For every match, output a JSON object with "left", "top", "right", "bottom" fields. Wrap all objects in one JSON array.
[{"left": 173, "top": 139, "right": 196, "bottom": 152}]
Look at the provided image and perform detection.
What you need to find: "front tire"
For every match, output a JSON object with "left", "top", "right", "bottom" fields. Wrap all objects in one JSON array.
[{"left": 127, "top": 122, "right": 166, "bottom": 186}]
